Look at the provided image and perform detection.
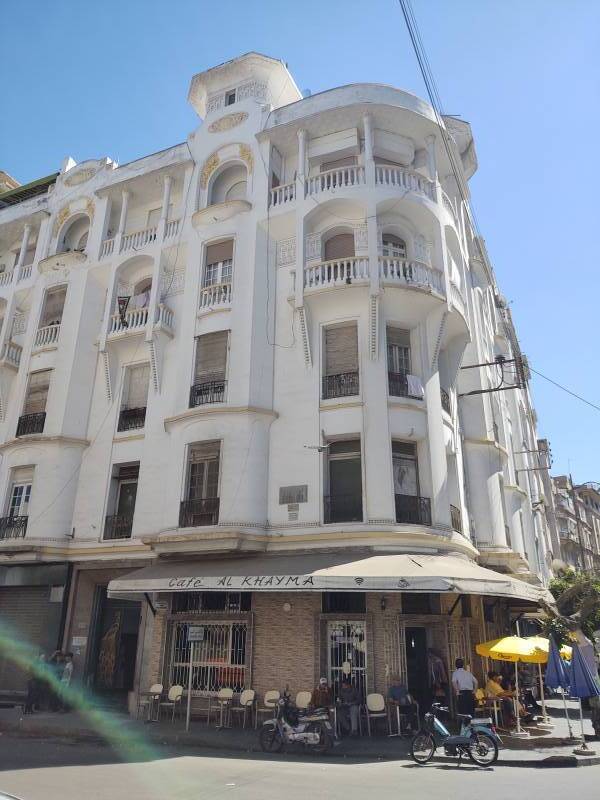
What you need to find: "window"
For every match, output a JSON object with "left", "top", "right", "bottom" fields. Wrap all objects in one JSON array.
[
  {"left": 322, "top": 592, "right": 366, "bottom": 613},
  {"left": 225, "top": 89, "right": 236, "bottom": 106},
  {"left": 393, "top": 442, "right": 431, "bottom": 525},
  {"left": 190, "top": 331, "right": 228, "bottom": 407},
  {"left": 118, "top": 364, "right": 150, "bottom": 431},
  {"left": 40, "top": 286, "right": 67, "bottom": 328},
  {"left": 387, "top": 327, "right": 416, "bottom": 397},
  {"left": 382, "top": 234, "right": 407, "bottom": 259},
  {"left": 323, "top": 233, "right": 355, "bottom": 262},
  {"left": 180, "top": 441, "right": 221, "bottom": 527},
  {"left": 203, "top": 241, "right": 233, "bottom": 288},
  {"left": 323, "top": 324, "right": 359, "bottom": 399},
  {"left": 147, "top": 205, "right": 173, "bottom": 229},
  {"left": 172, "top": 592, "right": 251, "bottom": 614},
  {"left": 209, "top": 166, "right": 247, "bottom": 206},
  {"left": 325, "top": 439, "right": 363, "bottom": 523},
  {"left": 402, "top": 593, "right": 440, "bottom": 614},
  {"left": 327, "top": 620, "right": 367, "bottom": 699},
  {"left": 105, "top": 464, "right": 139, "bottom": 540},
  {"left": 8, "top": 468, "right": 32, "bottom": 518},
  {"left": 17, "top": 370, "right": 51, "bottom": 436},
  {"left": 168, "top": 621, "right": 247, "bottom": 694}
]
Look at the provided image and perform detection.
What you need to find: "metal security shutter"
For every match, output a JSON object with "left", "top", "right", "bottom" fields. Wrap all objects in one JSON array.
[
  {"left": 124, "top": 364, "right": 150, "bottom": 409},
  {"left": 194, "top": 332, "right": 228, "bottom": 382},
  {"left": 0, "top": 586, "right": 51, "bottom": 693},
  {"left": 325, "top": 325, "right": 358, "bottom": 375},
  {"left": 324, "top": 234, "right": 355, "bottom": 261},
  {"left": 23, "top": 370, "right": 51, "bottom": 414},
  {"left": 205, "top": 240, "right": 233, "bottom": 265}
]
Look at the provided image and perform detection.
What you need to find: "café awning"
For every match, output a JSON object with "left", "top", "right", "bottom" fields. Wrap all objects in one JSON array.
[{"left": 107, "top": 551, "right": 553, "bottom": 605}]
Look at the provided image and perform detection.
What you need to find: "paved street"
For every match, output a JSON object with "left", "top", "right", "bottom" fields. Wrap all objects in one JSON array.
[{"left": 0, "top": 737, "right": 599, "bottom": 800}]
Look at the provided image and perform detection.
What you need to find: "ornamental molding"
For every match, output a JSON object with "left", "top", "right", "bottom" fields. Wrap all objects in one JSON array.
[
  {"left": 353, "top": 223, "right": 369, "bottom": 254},
  {"left": 305, "top": 233, "right": 322, "bottom": 262},
  {"left": 208, "top": 112, "right": 248, "bottom": 133},
  {"left": 238, "top": 144, "right": 254, "bottom": 174},
  {"left": 276, "top": 237, "right": 296, "bottom": 267},
  {"left": 11, "top": 313, "right": 28, "bottom": 335},
  {"left": 160, "top": 269, "right": 185, "bottom": 297},
  {"left": 63, "top": 166, "right": 98, "bottom": 187},
  {"left": 53, "top": 205, "right": 70, "bottom": 236},
  {"left": 200, "top": 153, "right": 220, "bottom": 189}
]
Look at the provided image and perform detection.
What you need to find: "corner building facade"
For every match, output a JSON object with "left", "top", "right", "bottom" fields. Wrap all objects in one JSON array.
[{"left": 0, "top": 53, "right": 555, "bottom": 712}]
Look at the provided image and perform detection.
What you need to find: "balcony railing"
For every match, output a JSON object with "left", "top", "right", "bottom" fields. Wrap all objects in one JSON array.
[
  {"left": 388, "top": 371, "right": 424, "bottom": 400},
  {"left": 199, "top": 283, "right": 232, "bottom": 310},
  {"left": 306, "top": 165, "right": 366, "bottom": 196},
  {"left": 18, "top": 265, "right": 32, "bottom": 282},
  {"left": 450, "top": 504, "right": 463, "bottom": 533},
  {"left": 100, "top": 238, "right": 115, "bottom": 258},
  {"left": 120, "top": 225, "right": 157, "bottom": 254},
  {"left": 0, "top": 341, "right": 22, "bottom": 368},
  {"left": 440, "top": 388, "right": 451, "bottom": 415},
  {"left": 0, "top": 271, "right": 13, "bottom": 287},
  {"left": 0, "top": 515, "right": 28, "bottom": 540},
  {"left": 16, "top": 412, "right": 46, "bottom": 437},
  {"left": 395, "top": 494, "right": 432, "bottom": 526},
  {"left": 109, "top": 305, "right": 149, "bottom": 335},
  {"left": 304, "top": 257, "right": 369, "bottom": 290},
  {"left": 324, "top": 494, "right": 363, "bottom": 524},
  {"left": 104, "top": 514, "right": 134, "bottom": 540},
  {"left": 379, "top": 257, "right": 445, "bottom": 295},
  {"left": 189, "top": 379, "right": 226, "bottom": 408},
  {"left": 179, "top": 497, "right": 220, "bottom": 528},
  {"left": 322, "top": 371, "right": 360, "bottom": 400},
  {"left": 375, "top": 164, "right": 435, "bottom": 200},
  {"left": 270, "top": 181, "right": 296, "bottom": 207},
  {"left": 164, "top": 218, "right": 181, "bottom": 239},
  {"left": 117, "top": 406, "right": 146, "bottom": 432},
  {"left": 34, "top": 324, "right": 61, "bottom": 350}
]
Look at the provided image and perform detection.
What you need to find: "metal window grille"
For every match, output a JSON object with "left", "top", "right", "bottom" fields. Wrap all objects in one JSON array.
[
  {"left": 327, "top": 620, "right": 367, "bottom": 700},
  {"left": 383, "top": 618, "right": 407, "bottom": 686},
  {"left": 168, "top": 621, "right": 248, "bottom": 694}
]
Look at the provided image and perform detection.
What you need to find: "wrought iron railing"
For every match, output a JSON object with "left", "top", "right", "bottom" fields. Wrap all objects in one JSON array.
[
  {"left": 395, "top": 494, "right": 432, "bottom": 526},
  {"left": 450, "top": 504, "right": 462, "bottom": 533},
  {"left": 0, "top": 515, "right": 28, "bottom": 540},
  {"left": 179, "top": 497, "right": 220, "bottom": 528},
  {"left": 324, "top": 494, "right": 363, "bottom": 524},
  {"left": 16, "top": 412, "right": 46, "bottom": 437},
  {"left": 322, "top": 371, "right": 359, "bottom": 400},
  {"left": 117, "top": 407, "right": 146, "bottom": 432},
  {"left": 104, "top": 514, "right": 134, "bottom": 540},
  {"left": 388, "top": 371, "right": 423, "bottom": 399},
  {"left": 189, "top": 379, "right": 227, "bottom": 408},
  {"left": 440, "top": 388, "right": 451, "bottom": 415}
]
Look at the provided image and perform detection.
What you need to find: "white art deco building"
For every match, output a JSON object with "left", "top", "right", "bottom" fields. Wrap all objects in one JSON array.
[{"left": 0, "top": 53, "right": 555, "bottom": 712}]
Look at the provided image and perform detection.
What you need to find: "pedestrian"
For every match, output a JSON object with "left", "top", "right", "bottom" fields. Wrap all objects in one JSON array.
[
  {"left": 451, "top": 658, "right": 478, "bottom": 717},
  {"left": 24, "top": 653, "right": 46, "bottom": 714},
  {"left": 387, "top": 675, "right": 419, "bottom": 733},
  {"left": 337, "top": 678, "right": 360, "bottom": 736},
  {"left": 59, "top": 652, "right": 74, "bottom": 713},
  {"left": 48, "top": 651, "right": 65, "bottom": 711}
]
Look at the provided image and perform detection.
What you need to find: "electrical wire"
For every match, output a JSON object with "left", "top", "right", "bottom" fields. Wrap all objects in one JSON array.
[{"left": 528, "top": 366, "right": 600, "bottom": 415}]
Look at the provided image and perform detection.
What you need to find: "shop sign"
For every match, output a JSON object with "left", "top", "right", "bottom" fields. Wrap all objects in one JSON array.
[{"left": 188, "top": 626, "right": 205, "bottom": 642}]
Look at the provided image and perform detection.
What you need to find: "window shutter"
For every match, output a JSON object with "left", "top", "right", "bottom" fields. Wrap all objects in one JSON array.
[
  {"left": 325, "top": 325, "right": 358, "bottom": 375},
  {"left": 24, "top": 370, "right": 51, "bottom": 414},
  {"left": 321, "top": 156, "right": 357, "bottom": 172},
  {"left": 324, "top": 234, "right": 355, "bottom": 261},
  {"left": 194, "top": 331, "right": 228, "bottom": 382},
  {"left": 124, "top": 364, "right": 150, "bottom": 409},
  {"left": 205, "top": 240, "right": 233, "bottom": 265}
]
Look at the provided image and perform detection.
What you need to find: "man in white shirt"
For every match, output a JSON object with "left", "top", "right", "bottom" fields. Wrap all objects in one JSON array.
[{"left": 451, "top": 658, "right": 478, "bottom": 717}]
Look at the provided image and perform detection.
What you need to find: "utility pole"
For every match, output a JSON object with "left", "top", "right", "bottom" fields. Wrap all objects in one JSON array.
[{"left": 569, "top": 473, "right": 587, "bottom": 572}]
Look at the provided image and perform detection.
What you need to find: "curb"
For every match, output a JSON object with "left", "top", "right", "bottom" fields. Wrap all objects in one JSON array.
[{"left": 1, "top": 722, "right": 599, "bottom": 769}]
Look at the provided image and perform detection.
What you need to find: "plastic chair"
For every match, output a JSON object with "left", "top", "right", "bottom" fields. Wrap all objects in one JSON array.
[
  {"left": 138, "top": 683, "right": 163, "bottom": 721},
  {"left": 295, "top": 691, "right": 312, "bottom": 711},
  {"left": 159, "top": 685, "right": 184, "bottom": 722},
  {"left": 364, "top": 693, "right": 391, "bottom": 736},
  {"left": 255, "top": 690, "right": 280, "bottom": 728},
  {"left": 207, "top": 688, "right": 234, "bottom": 728},
  {"left": 229, "top": 689, "right": 256, "bottom": 728}
]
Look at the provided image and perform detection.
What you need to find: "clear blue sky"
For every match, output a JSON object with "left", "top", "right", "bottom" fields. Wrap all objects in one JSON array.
[{"left": 2, "top": 0, "right": 599, "bottom": 482}]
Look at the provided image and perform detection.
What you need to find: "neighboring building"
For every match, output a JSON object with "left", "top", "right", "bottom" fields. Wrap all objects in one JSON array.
[
  {"left": 552, "top": 476, "right": 600, "bottom": 572},
  {"left": 0, "top": 53, "right": 555, "bottom": 711}
]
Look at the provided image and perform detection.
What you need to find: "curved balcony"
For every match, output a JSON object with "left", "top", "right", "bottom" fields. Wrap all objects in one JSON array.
[
  {"left": 199, "top": 283, "right": 232, "bottom": 312},
  {"left": 120, "top": 225, "right": 157, "bottom": 255},
  {"left": 33, "top": 323, "right": 60, "bottom": 351},
  {"left": 395, "top": 494, "right": 431, "bottom": 526},
  {"left": 108, "top": 303, "right": 174, "bottom": 340},
  {"left": 306, "top": 165, "right": 365, "bottom": 198},
  {"left": 304, "top": 257, "right": 369, "bottom": 293},
  {"left": 375, "top": 164, "right": 435, "bottom": 202},
  {"left": 379, "top": 257, "right": 445, "bottom": 296},
  {"left": 269, "top": 181, "right": 296, "bottom": 208}
]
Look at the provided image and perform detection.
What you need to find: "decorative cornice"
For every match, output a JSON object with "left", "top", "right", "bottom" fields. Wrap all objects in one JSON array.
[
  {"left": 163, "top": 405, "right": 278, "bottom": 430},
  {"left": 0, "top": 434, "right": 90, "bottom": 453},
  {"left": 238, "top": 144, "right": 254, "bottom": 174},
  {"left": 200, "top": 152, "right": 220, "bottom": 189}
]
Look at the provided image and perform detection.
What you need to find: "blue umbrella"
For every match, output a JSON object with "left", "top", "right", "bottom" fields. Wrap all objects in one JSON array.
[
  {"left": 545, "top": 636, "right": 574, "bottom": 738},
  {"left": 569, "top": 643, "right": 600, "bottom": 752}
]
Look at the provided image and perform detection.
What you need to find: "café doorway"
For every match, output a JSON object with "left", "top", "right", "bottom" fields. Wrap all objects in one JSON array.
[{"left": 405, "top": 626, "right": 429, "bottom": 711}]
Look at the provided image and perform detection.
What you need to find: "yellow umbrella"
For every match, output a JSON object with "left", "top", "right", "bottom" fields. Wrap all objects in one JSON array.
[
  {"left": 475, "top": 636, "right": 546, "bottom": 736},
  {"left": 526, "top": 635, "right": 572, "bottom": 661}
]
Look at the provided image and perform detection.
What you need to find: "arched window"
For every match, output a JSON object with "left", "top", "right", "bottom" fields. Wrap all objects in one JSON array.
[
  {"left": 382, "top": 234, "right": 406, "bottom": 259},
  {"left": 59, "top": 215, "right": 90, "bottom": 254},
  {"left": 324, "top": 233, "right": 355, "bottom": 261},
  {"left": 209, "top": 164, "right": 248, "bottom": 205}
]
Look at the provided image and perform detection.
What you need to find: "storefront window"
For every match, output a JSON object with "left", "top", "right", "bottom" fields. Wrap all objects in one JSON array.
[
  {"left": 327, "top": 620, "right": 367, "bottom": 700},
  {"left": 168, "top": 621, "right": 247, "bottom": 693},
  {"left": 171, "top": 591, "right": 251, "bottom": 614}
]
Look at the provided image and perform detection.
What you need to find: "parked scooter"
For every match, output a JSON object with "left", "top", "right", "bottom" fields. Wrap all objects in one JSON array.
[
  {"left": 411, "top": 702, "right": 500, "bottom": 766},
  {"left": 259, "top": 690, "right": 334, "bottom": 754}
]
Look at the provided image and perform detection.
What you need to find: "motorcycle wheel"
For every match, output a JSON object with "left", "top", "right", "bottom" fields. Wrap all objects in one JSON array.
[
  {"left": 307, "top": 721, "right": 333, "bottom": 754},
  {"left": 468, "top": 732, "right": 498, "bottom": 766},
  {"left": 410, "top": 731, "right": 435, "bottom": 764},
  {"left": 259, "top": 724, "right": 284, "bottom": 753}
]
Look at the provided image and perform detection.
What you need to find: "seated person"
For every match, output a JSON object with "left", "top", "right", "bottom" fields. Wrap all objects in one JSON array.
[
  {"left": 485, "top": 671, "right": 530, "bottom": 726},
  {"left": 310, "top": 677, "right": 333, "bottom": 710},
  {"left": 387, "top": 675, "right": 419, "bottom": 733},
  {"left": 337, "top": 678, "right": 360, "bottom": 736}
]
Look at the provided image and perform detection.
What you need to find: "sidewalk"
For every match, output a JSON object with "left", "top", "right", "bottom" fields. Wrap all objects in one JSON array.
[{"left": 0, "top": 699, "right": 597, "bottom": 768}]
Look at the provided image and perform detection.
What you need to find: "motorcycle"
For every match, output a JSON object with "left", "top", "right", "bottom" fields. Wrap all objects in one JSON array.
[
  {"left": 411, "top": 702, "right": 500, "bottom": 766},
  {"left": 259, "top": 690, "right": 334, "bottom": 754}
]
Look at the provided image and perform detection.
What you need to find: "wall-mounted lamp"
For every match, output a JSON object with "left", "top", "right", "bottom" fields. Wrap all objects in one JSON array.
[{"left": 282, "top": 602, "right": 292, "bottom": 613}]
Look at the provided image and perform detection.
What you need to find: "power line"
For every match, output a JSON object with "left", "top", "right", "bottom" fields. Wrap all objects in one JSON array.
[{"left": 529, "top": 366, "right": 600, "bottom": 415}]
